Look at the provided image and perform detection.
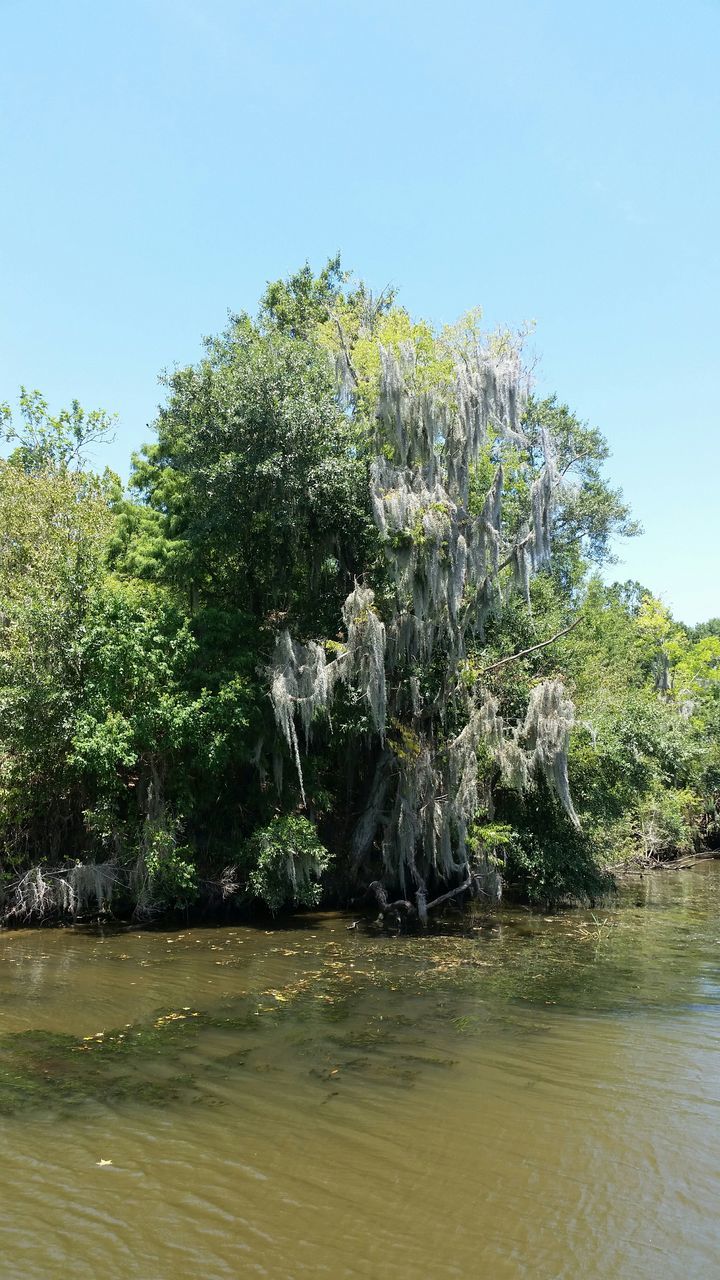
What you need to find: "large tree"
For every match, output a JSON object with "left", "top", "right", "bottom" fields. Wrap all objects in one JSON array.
[
  {"left": 120, "top": 261, "right": 645, "bottom": 915},
  {"left": 268, "top": 312, "right": 588, "bottom": 917},
  {"left": 10, "top": 263, "right": 686, "bottom": 924}
]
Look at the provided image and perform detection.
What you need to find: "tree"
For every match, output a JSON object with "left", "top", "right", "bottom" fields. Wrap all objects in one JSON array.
[
  {"left": 128, "top": 314, "right": 375, "bottom": 633},
  {"left": 122, "top": 259, "right": 651, "bottom": 913},
  {"left": 1, "top": 387, "right": 115, "bottom": 473},
  {"left": 4, "top": 261, "right": 713, "bottom": 924},
  {"left": 0, "top": 449, "right": 113, "bottom": 860},
  {"left": 268, "top": 316, "right": 585, "bottom": 917},
  {"left": 521, "top": 395, "right": 639, "bottom": 587}
]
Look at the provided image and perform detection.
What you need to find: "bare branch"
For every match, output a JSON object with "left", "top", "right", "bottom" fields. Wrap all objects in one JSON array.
[
  {"left": 425, "top": 875, "right": 472, "bottom": 911},
  {"left": 329, "top": 310, "right": 359, "bottom": 388},
  {"left": 497, "top": 529, "right": 534, "bottom": 573},
  {"left": 479, "top": 617, "right": 582, "bottom": 676}
]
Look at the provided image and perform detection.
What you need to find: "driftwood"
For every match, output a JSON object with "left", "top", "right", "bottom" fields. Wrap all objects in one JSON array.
[
  {"left": 425, "top": 874, "right": 473, "bottom": 911},
  {"left": 368, "top": 873, "right": 477, "bottom": 932},
  {"left": 368, "top": 880, "right": 416, "bottom": 931}
]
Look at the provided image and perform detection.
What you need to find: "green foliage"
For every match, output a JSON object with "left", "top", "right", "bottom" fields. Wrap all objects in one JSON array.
[
  {"left": 468, "top": 821, "right": 516, "bottom": 870},
  {"left": 501, "top": 781, "right": 614, "bottom": 906},
  {"left": 1, "top": 387, "right": 115, "bottom": 472},
  {"left": 523, "top": 396, "right": 640, "bottom": 569},
  {"left": 387, "top": 719, "right": 422, "bottom": 764},
  {"left": 0, "top": 265, "right": 717, "bottom": 921},
  {"left": 129, "top": 314, "right": 376, "bottom": 633},
  {"left": 246, "top": 816, "right": 333, "bottom": 913},
  {"left": 630, "top": 787, "right": 702, "bottom": 861},
  {"left": 0, "top": 456, "right": 114, "bottom": 856},
  {"left": 141, "top": 817, "right": 199, "bottom": 910}
]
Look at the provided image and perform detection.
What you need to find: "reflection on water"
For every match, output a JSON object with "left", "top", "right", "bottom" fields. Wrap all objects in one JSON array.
[{"left": 1, "top": 863, "right": 720, "bottom": 1279}]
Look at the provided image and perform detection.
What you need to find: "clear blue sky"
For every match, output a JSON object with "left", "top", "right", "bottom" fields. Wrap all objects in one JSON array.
[{"left": 1, "top": 0, "right": 718, "bottom": 623}]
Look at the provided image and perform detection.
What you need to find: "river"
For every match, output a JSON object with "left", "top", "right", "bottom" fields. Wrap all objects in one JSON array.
[{"left": 1, "top": 861, "right": 719, "bottom": 1279}]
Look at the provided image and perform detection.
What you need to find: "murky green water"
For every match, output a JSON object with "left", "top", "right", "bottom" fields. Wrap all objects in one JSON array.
[{"left": 1, "top": 863, "right": 720, "bottom": 1279}]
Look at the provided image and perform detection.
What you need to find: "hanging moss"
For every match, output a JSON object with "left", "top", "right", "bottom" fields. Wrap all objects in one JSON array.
[{"left": 268, "top": 337, "right": 578, "bottom": 907}]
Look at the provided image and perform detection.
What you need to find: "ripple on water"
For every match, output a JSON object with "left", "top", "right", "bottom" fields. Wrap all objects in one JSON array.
[{"left": 1, "top": 865, "right": 720, "bottom": 1278}]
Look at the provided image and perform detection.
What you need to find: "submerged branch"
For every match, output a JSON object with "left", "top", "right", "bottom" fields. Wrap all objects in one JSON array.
[{"left": 425, "top": 875, "right": 473, "bottom": 911}]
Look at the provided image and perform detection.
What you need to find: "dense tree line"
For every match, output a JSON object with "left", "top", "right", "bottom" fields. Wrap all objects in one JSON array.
[{"left": 0, "top": 261, "right": 718, "bottom": 924}]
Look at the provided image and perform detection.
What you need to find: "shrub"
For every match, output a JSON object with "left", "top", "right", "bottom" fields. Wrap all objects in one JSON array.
[
  {"left": 247, "top": 815, "right": 333, "bottom": 913},
  {"left": 141, "top": 818, "right": 198, "bottom": 910},
  {"left": 633, "top": 787, "right": 702, "bottom": 861}
]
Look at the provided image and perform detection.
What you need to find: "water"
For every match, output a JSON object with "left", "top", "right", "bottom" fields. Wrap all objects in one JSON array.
[{"left": 1, "top": 863, "right": 720, "bottom": 1279}]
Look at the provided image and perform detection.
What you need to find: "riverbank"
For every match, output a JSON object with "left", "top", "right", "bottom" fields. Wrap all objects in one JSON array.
[
  {"left": 612, "top": 848, "right": 720, "bottom": 876},
  {"left": 3, "top": 845, "right": 718, "bottom": 932}
]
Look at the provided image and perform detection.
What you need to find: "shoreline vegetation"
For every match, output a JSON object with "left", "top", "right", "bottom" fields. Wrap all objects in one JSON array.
[
  {"left": 2, "top": 849, "right": 717, "bottom": 934},
  {"left": 1, "top": 259, "right": 718, "bottom": 930},
  {"left": 612, "top": 848, "right": 719, "bottom": 878}
]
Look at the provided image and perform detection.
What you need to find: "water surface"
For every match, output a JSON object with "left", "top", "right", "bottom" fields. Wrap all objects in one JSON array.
[{"left": 1, "top": 863, "right": 720, "bottom": 1279}]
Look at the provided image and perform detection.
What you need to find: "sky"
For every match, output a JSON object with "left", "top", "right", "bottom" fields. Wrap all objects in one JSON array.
[{"left": 1, "top": 0, "right": 718, "bottom": 623}]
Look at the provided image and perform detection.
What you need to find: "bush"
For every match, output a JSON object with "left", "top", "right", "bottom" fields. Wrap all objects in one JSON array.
[
  {"left": 632, "top": 787, "right": 702, "bottom": 861},
  {"left": 499, "top": 779, "right": 613, "bottom": 906},
  {"left": 247, "top": 815, "right": 333, "bottom": 913},
  {"left": 141, "top": 818, "right": 198, "bottom": 910}
]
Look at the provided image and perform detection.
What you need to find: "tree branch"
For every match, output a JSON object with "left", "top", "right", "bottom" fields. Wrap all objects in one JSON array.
[
  {"left": 330, "top": 310, "right": 359, "bottom": 388},
  {"left": 479, "top": 617, "right": 582, "bottom": 676},
  {"left": 497, "top": 530, "right": 533, "bottom": 573},
  {"left": 425, "top": 875, "right": 472, "bottom": 911}
]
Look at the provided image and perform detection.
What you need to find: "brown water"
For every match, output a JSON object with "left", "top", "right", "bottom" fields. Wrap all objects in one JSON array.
[{"left": 1, "top": 863, "right": 720, "bottom": 1279}]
